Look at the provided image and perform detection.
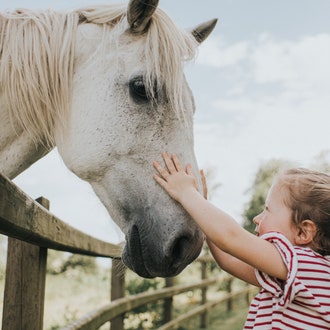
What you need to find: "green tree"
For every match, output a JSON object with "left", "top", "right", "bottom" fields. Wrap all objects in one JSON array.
[
  {"left": 310, "top": 150, "right": 330, "bottom": 173},
  {"left": 47, "top": 250, "right": 98, "bottom": 275},
  {"left": 242, "top": 159, "right": 294, "bottom": 233},
  {"left": 201, "top": 166, "right": 222, "bottom": 272},
  {"left": 125, "top": 270, "right": 163, "bottom": 329}
]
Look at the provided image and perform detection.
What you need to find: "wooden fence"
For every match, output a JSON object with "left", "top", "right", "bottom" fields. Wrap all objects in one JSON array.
[{"left": 0, "top": 173, "right": 256, "bottom": 329}]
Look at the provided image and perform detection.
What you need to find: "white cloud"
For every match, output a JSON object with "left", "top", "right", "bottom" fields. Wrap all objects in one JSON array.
[
  {"left": 197, "top": 35, "right": 249, "bottom": 67},
  {"left": 197, "top": 32, "right": 330, "bottom": 123},
  {"left": 194, "top": 32, "right": 330, "bottom": 220},
  {"left": 197, "top": 32, "right": 330, "bottom": 94},
  {"left": 252, "top": 33, "right": 330, "bottom": 93}
]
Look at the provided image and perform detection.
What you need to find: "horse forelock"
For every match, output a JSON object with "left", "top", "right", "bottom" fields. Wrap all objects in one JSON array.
[
  {"left": 145, "top": 9, "right": 198, "bottom": 124},
  {"left": 79, "top": 5, "right": 199, "bottom": 123},
  {"left": 0, "top": 5, "right": 197, "bottom": 146}
]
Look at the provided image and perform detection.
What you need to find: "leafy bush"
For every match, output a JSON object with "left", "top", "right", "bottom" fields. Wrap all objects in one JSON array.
[
  {"left": 124, "top": 271, "right": 164, "bottom": 329},
  {"left": 47, "top": 250, "right": 97, "bottom": 275}
]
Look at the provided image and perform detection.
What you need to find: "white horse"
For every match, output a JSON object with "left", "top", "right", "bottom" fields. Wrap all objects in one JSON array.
[{"left": 0, "top": 0, "right": 217, "bottom": 278}]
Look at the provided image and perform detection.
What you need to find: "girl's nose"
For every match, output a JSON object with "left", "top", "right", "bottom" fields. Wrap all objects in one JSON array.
[
  {"left": 253, "top": 214, "right": 260, "bottom": 225},
  {"left": 253, "top": 214, "right": 261, "bottom": 235}
]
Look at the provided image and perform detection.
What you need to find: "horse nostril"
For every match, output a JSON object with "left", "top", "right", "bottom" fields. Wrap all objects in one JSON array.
[
  {"left": 170, "top": 235, "right": 190, "bottom": 263},
  {"left": 128, "top": 225, "right": 144, "bottom": 260},
  {"left": 130, "top": 225, "right": 141, "bottom": 249}
]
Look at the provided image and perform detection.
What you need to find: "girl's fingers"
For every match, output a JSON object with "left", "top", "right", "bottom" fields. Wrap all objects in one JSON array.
[
  {"left": 153, "top": 161, "right": 169, "bottom": 180},
  {"left": 159, "top": 152, "right": 186, "bottom": 174},
  {"left": 186, "top": 164, "right": 199, "bottom": 191},
  {"left": 154, "top": 153, "right": 186, "bottom": 184},
  {"left": 186, "top": 163, "right": 194, "bottom": 176},
  {"left": 153, "top": 173, "right": 166, "bottom": 186},
  {"left": 172, "top": 154, "right": 183, "bottom": 172},
  {"left": 200, "top": 169, "right": 208, "bottom": 199},
  {"left": 162, "top": 152, "right": 178, "bottom": 174}
]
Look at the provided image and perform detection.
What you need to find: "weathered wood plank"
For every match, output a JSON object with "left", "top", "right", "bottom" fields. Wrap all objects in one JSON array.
[
  {"left": 110, "top": 259, "right": 126, "bottom": 330},
  {"left": 62, "top": 278, "right": 220, "bottom": 330},
  {"left": 200, "top": 260, "right": 208, "bottom": 328},
  {"left": 163, "top": 277, "right": 174, "bottom": 324},
  {"left": 0, "top": 173, "right": 122, "bottom": 258},
  {"left": 2, "top": 237, "right": 48, "bottom": 330},
  {"left": 2, "top": 195, "right": 48, "bottom": 330}
]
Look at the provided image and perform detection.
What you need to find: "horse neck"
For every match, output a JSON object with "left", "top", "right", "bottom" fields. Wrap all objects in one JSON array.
[{"left": 0, "top": 100, "right": 51, "bottom": 179}]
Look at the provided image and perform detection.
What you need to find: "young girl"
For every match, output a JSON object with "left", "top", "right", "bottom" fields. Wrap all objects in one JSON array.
[{"left": 153, "top": 152, "right": 330, "bottom": 329}]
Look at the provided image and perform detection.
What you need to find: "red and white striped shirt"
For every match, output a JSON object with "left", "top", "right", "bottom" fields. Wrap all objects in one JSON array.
[{"left": 244, "top": 232, "right": 330, "bottom": 329}]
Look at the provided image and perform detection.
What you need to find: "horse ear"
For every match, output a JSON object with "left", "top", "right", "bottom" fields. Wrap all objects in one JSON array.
[
  {"left": 191, "top": 18, "right": 218, "bottom": 44},
  {"left": 127, "top": 0, "right": 159, "bottom": 34}
]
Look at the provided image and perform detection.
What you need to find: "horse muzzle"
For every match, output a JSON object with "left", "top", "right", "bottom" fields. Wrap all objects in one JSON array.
[{"left": 122, "top": 222, "right": 204, "bottom": 278}]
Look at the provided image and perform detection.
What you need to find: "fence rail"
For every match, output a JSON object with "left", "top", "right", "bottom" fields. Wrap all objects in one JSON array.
[
  {"left": 0, "top": 172, "right": 255, "bottom": 330},
  {"left": 0, "top": 173, "right": 121, "bottom": 258},
  {"left": 64, "top": 277, "right": 222, "bottom": 330}
]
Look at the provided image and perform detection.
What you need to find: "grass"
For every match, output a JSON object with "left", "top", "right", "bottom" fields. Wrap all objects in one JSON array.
[
  {"left": 203, "top": 301, "right": 249, "bottom": 330},
  {"left": 0, "top": 267, "right": 112, "bottom": 329},
  {"left": 43, "top": 269, "right": 112, "bottom": 329},
  {"left": 170, "top": 293, "right": 250, "bottom": 330},
  {"left": 0, "top": 256, "right": 254, "bottom": 330}
]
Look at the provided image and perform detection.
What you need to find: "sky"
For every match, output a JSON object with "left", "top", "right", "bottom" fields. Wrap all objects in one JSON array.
[{"left": 1, "top": 0, "right": 330, "bottom": 244}]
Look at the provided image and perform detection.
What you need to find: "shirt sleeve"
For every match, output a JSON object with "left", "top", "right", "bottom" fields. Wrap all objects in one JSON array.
[{"left": 254, "top": 232, "right": 298, "bottom": 309}]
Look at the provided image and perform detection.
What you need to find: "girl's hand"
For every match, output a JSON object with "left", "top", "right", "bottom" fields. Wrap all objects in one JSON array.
[
  {"left": 153, "top": 152, "right": 198, "bottom": 203},
  {"left": 200, "top": 169, "right": 208, "bottom": 200}
]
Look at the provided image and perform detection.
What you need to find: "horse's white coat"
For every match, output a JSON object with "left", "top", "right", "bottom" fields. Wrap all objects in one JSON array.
[{"left": 0, "top": 1, "right": 216, "bottom": 277}]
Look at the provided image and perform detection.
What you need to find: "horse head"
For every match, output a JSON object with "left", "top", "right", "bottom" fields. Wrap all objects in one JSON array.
[
  {"left": 0, "top": 0, "right": 217, "bottom": 278},
  {"left": 56, "top": 0, "right": 217, "bottom": 278}
]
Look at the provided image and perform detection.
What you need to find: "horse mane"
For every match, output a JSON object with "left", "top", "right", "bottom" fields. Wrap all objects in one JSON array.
[{"left": 0, "top": 5, "right": 198, "bottom": 146}]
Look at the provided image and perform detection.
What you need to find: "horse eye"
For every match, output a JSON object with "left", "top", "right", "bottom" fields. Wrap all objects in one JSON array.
[{"left": 129, "top": 76, "right": 149, "bottom": 103}]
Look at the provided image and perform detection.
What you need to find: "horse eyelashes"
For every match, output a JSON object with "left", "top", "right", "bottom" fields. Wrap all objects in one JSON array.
[
  {"left": 129, "top": 76, "right": 160, "bottom": 104},
  {"left": 129, "top": 77, "right": 148, "bottom": 102}
]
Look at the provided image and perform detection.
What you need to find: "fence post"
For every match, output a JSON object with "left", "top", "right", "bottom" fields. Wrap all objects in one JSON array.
[
  {"left": 110, "top": 258, "right": 125, "bottom": 330},
  {"left": 163, "top": 277, "right": 174, "bottom": 324},
  {"left": 200, "top": 260, "right": 208, "bottom": 329},
  {"left": 2, "top": 197, "right": 49, "bottom": 330},
  {"left": 226, "top": 277, "right": 233, "bottom": 312},
  {"left": 245, "top": 282, "right": 254, "bottom": 305}
]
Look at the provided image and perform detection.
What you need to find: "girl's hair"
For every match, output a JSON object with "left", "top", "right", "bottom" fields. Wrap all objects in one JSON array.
[{"left": 277, "top": 168, "right": 330, "bottom": 255}]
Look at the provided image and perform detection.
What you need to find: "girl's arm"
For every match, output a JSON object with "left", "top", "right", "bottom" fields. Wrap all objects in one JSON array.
[
  {"left": 199, "top": 168, "right": 258, "bottom": 286},
  {"left": 153, "top": 153, "right": 288, "bottom": 281},
  {"left": 207, "top": 239, "right": 258, "bottom": 286}
]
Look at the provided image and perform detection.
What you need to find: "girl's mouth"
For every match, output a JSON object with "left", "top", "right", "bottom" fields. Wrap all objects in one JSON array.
[{"left": 254, "top": 226, "right": 259, "bottom": 236}]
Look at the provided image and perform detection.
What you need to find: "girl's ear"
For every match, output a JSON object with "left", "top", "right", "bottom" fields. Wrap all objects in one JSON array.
[{"left": 295, "top": 220, "right": 317, "bottom": 245}]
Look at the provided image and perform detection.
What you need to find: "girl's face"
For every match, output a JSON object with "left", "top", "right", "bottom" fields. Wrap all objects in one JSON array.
[{"left": 253, "top": 183, "right": 297, "bottom": 243}]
